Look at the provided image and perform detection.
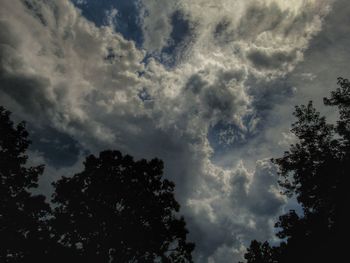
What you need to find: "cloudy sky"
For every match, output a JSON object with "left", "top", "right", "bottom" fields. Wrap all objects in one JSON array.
[{"left": 1, "top": 0, "right": 349, "bottom": 261}]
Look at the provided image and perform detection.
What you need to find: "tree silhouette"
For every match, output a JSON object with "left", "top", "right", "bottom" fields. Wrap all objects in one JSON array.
[
  {"left": 0, "top": 106, "right": 51, "bottom": 261},
  {"left": 240, "top": 240, "right": 280, "bottom": 263},
  {"left": 0, "top": 106, "right": 195, "bottom": 262},
  {"left": 51, "top": 150, "right": 195, "bottom": 262},
  {"left": 242, "top": 78, "right": 350, "bottom": 263}
]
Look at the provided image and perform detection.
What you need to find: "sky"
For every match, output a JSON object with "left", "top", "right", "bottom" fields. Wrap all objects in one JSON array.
[{"left": 0, "top": 0, "right": 349, "bottom": 262}]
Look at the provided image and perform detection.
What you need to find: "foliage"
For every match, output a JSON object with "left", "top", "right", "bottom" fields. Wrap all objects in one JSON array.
[
  {"left": 51, "top": 150, "right": 194, "bottom": 262},
  {"left": 0, "top": 106, "right": 194, "bottom": 262},
  {"left": 242, "top": 78, "right": 350, "bottom": 262},
  {"left": 240, "top": 240, "right": 280, "bottom": 263},
  {"left": 0, "top": 106, "right": 51, "bottom": 261}
]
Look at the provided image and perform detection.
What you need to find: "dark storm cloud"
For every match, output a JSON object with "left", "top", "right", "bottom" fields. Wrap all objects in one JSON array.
[
  {"left": 288, "top": 0, "right": 350, "bottom": 105},
  {"left": 0, "top": 22, "right": 53, "bottom": 116},
  {"left": 0, "top": 20, "right": 19, "bottom": 47},
  {"left": 247, "top": 50, "right": 295, "bottom": 70},
  {"left": 0, "top": 71, "right": 53, "bottom": 117}
]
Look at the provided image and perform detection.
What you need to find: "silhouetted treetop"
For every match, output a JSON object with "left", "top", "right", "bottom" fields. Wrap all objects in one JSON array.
[
  {"left": 0, "top": 106, "right": 51, "bottom": 261},
  {"left": 52, "top": 150, "right": 194, "bottom": 262},
  {"left": 243, "top": 78, "right": 350, "bottom": 263},
  {"left": 240, "top": 240, "right": 279, "bottom": 263},
  {"left": 272, "top": 101, "right": 340, "bottom": 215},
  {"left": 324, "top": 77, "right": 350, "bottom": 141}
]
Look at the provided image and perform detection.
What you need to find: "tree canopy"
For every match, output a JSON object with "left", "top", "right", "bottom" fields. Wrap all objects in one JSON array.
[
  {"left": 0, "top": 106, "right": 51, "bottom": 261},
  {"left": 241, "top": 77, "right": 350, "bottom": 263},
  {"left": 52, "top": 150, "right": 195, "bottom": 262},
  {"left": 0, "top": 106, "right": 194, "bottom": 262}
]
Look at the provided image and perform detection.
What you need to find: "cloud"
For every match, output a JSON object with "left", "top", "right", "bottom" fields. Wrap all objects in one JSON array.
[
  {"left": 185, "top": 158, "right": 285, "bottom": 262},
  {"left": 0, "top": 0, "right": 146, "bottom": 143},
  {"left": 247, "top": 49, "right": 295, "bottom": 70},
  {"left": 0, "top": 0, "right": 337, "bottom": 262},
  {"left": 140, "top": 0, "right": 332, "bottom": 70}
]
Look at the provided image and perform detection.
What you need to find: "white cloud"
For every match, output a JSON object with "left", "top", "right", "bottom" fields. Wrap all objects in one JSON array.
[
  {"left": 140, "top": 0, "right": 332, "bottom": 73},
  {"left": 186, "top": 159, "right": 285, "bottom": 261}
]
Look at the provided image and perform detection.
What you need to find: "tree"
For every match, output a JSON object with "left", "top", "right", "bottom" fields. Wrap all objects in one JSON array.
[
  {"left": 240, "top": 240, "right": 280, "bottom": 263},
  {"left": 242, "top": 78, "right": 350, "bottom": 262},
  {"left": 52, "top": 150, "right": 195, "bottom": 262},
  {"left": 0, "top": 106, "right": 51, "bottom": 261},
  {"left": 324, "top": 77, "right": 350, "bottom": 142}
]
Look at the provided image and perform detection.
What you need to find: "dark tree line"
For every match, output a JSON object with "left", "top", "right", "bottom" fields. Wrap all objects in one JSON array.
[
  {"left": 241, "top": 78, "right": 350, "bottom": 263},
  {"left": 0, "top": 106, "right": 194, "bottom": 262}
]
